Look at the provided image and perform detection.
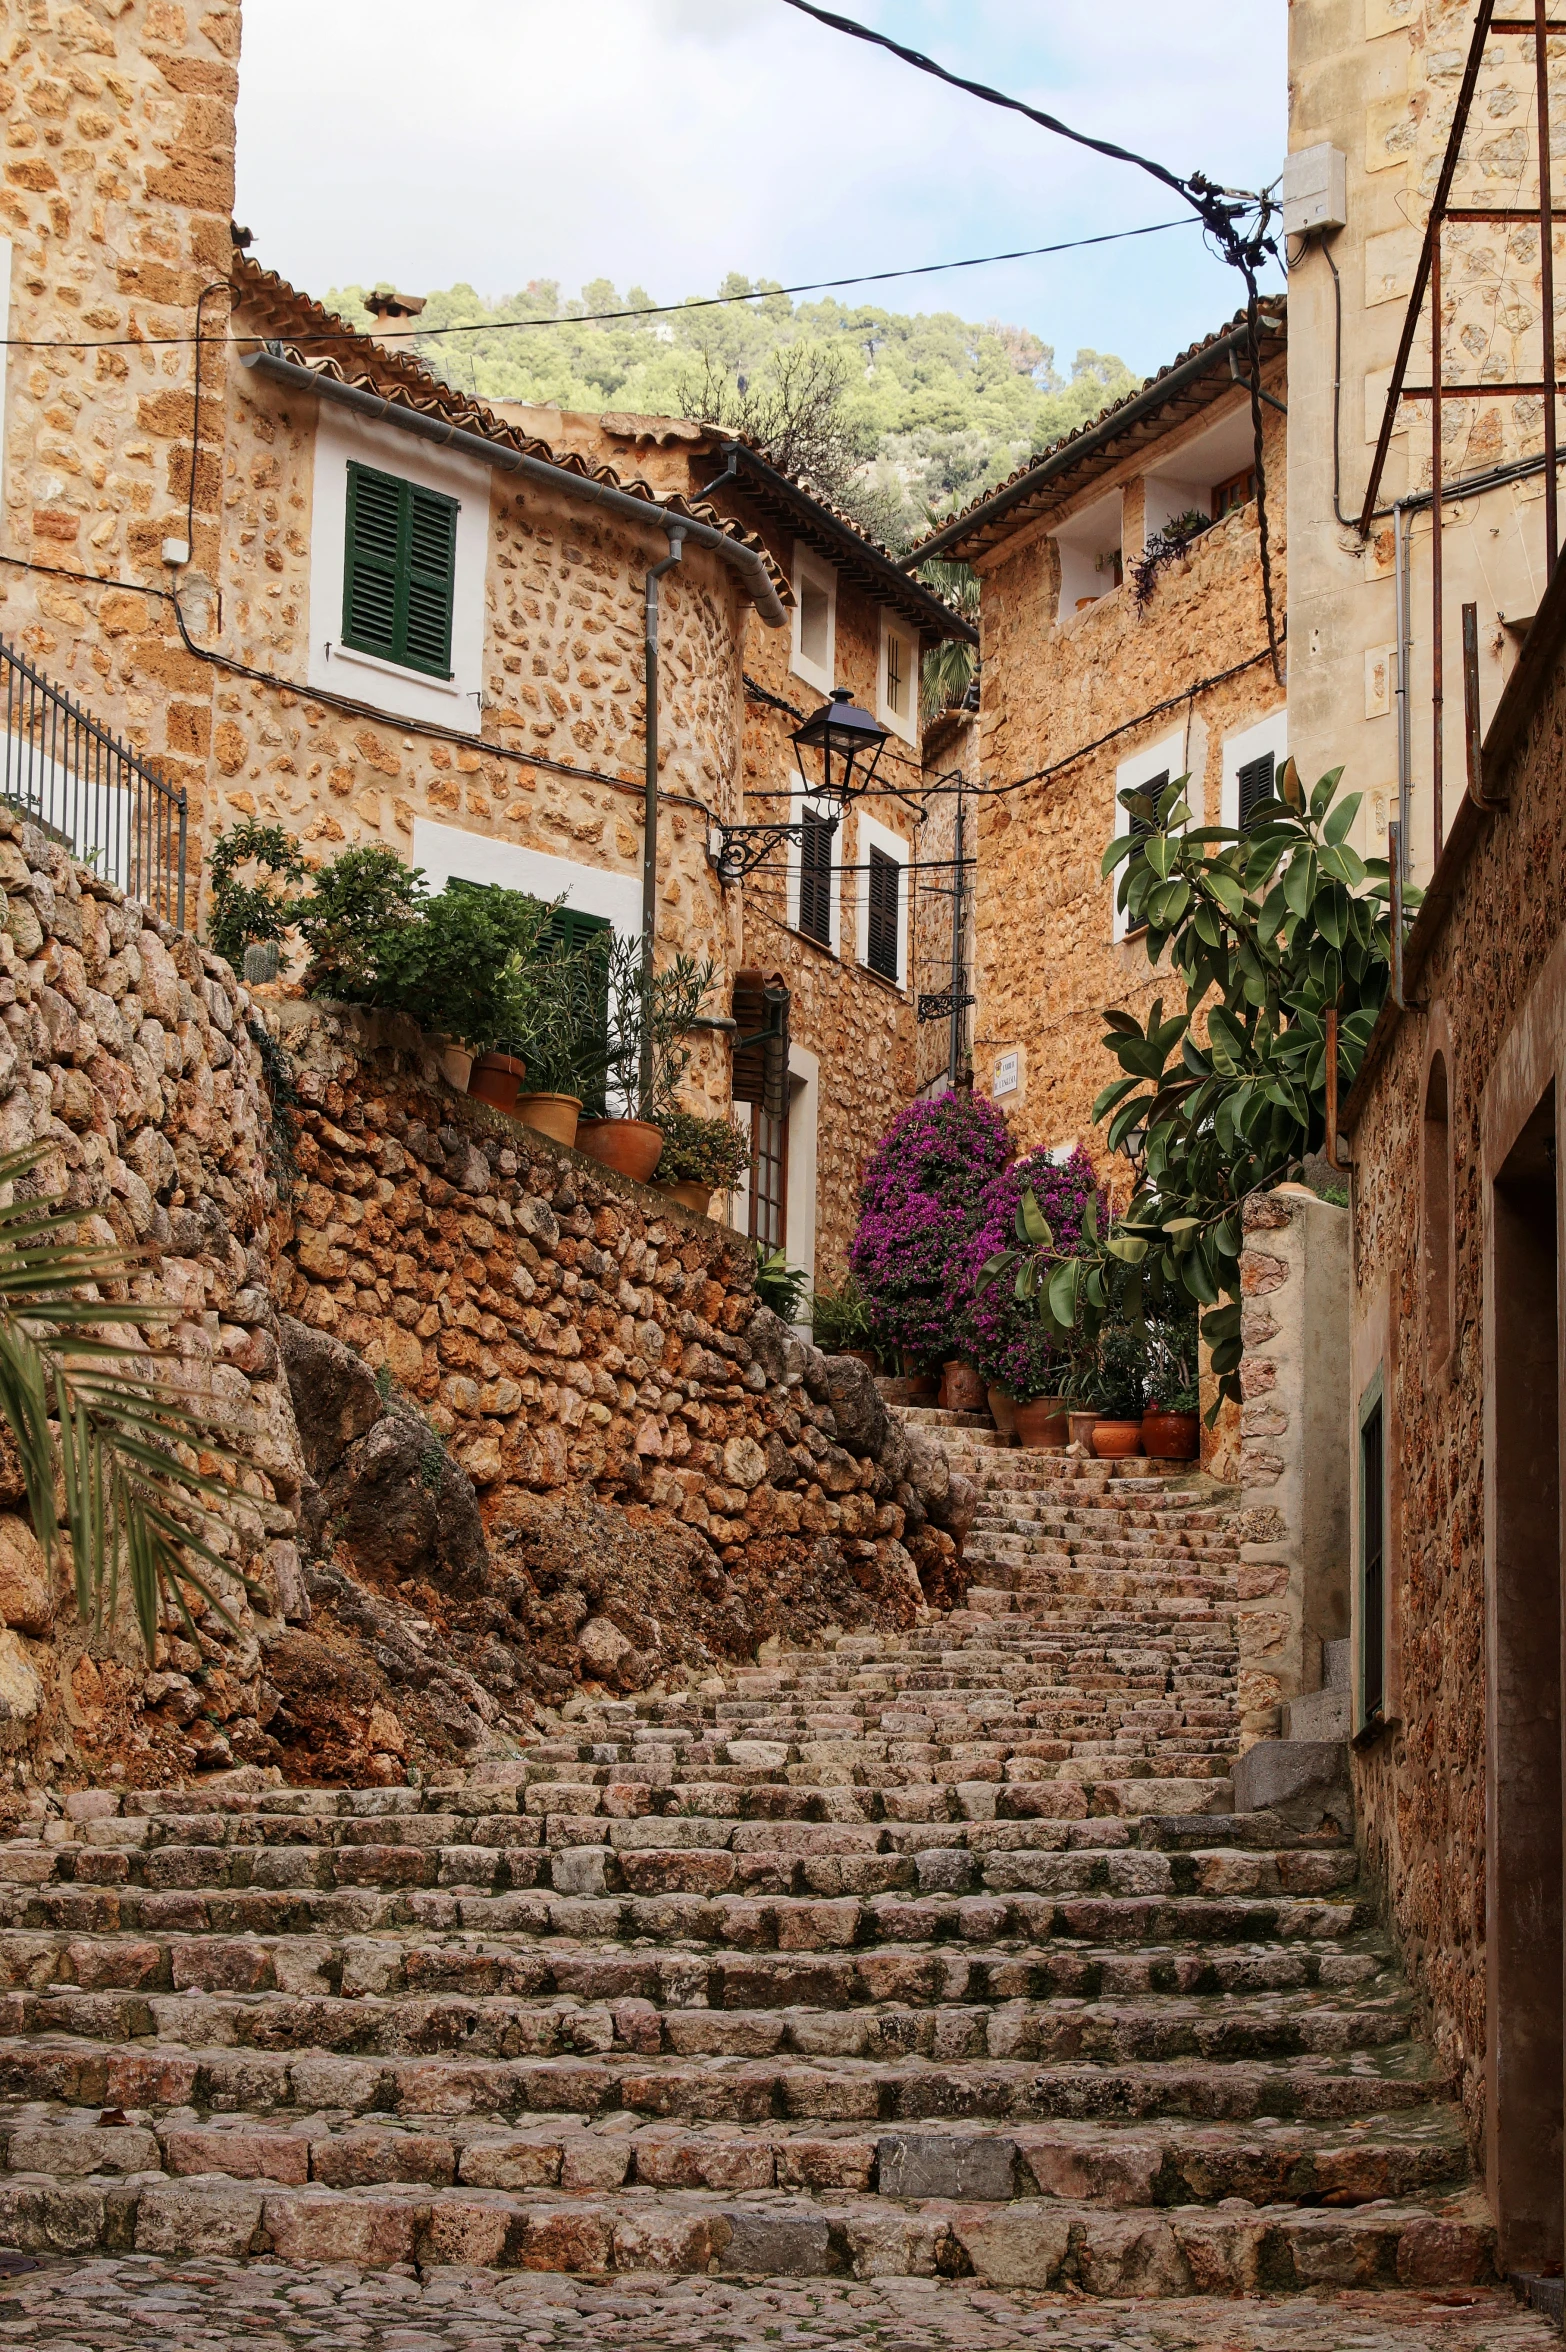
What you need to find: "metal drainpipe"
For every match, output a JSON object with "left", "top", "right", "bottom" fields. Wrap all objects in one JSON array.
[
  {"left": 1393, "top": 497, "right": 1413, "bottom": 901},
  {"left": 641, "top": 528, "right": 686, "bottom": 1112}
]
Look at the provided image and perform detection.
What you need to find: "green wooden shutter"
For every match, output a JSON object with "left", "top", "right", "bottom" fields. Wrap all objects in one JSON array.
[
  {"left": 866, "top": 845, "right": 900, "bottom": 981},
  {"left": 797, "top": 809, "right": 834, "bottom": 946},
  {"left": 343, "top": 463, "right": 458, "bottom": 679},
  {"left": 1236, "top": 750, "right": 1275, "bottom": 827}
]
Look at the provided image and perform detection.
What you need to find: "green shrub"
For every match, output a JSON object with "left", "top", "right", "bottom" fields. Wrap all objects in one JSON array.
[
  {"left": 810, "top": 1275, "right": 874, "bottom": 1355},
  {"left": 753, "top": 1242, "right": 808, "bottom": 1324},
  {"left": 657, "top": 1107, "right": 751, "bottom": 1190},
  {"left": 207, "top": 821, "right": 308, "bottom": 970},
  {"left": 298, "top": 845, "right": 427, "bottom": 999}
]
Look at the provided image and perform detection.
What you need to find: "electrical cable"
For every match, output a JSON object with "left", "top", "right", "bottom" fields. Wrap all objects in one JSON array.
[
  {"left": 777, "top": 0, "right": 1287, "bottom": 688},
  {"left": 0, "top": 219, "right": 1198, "bottom": 354},
  {"left": 985, "top": 645, "right": 1279, "bottom": 800}
]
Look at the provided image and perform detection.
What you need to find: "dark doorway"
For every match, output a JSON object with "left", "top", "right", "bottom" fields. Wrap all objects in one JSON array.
[{"left": 1489, "top": 1086, "right": 1561, "bottom": 2270}]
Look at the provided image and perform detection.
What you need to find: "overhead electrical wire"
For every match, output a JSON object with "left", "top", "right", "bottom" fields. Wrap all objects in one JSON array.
[
  {"left": 0, "top": 219, "right": 1197, "bottom": 354},
  {"left": 776, "top": 0, "right": 1287, "bottom": 689}
]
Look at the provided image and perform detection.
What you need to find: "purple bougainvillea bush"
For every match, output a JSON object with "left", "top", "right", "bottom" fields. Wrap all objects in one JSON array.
[
  {"left": 952, "top": 1143, "right": 1104, "bottom": 1398},
  {"left": 849, "top": 1094, "right": 1014, "bottom": 1371}
]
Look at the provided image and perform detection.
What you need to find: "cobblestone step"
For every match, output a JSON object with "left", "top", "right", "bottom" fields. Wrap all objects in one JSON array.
[{"left": 0, "top": 1444, "right": 1491, "bottom": 2301}]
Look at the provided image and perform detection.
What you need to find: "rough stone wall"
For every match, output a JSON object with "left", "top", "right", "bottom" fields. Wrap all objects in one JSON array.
[
  {"left": 0, "top": 0, "right": 238, "bottom": 817},
  {"left": 263, "top": 996, "right": 968, "bottom": 1599},
  {"left": 0, "top": 805, "right": 309, "bottom": 1787},
  {"left": 1288, "top": 0, "right": 1562, "bottom": 878},
  {"left": 1235, "top": 1187, "right": 1351, "bottom": 1750},
  {"left": 207, "top": 359, "right": 747, "bottom": 997},
  {"left": 1347, "top": 631, "right": 1566, "bottom": 2155},
  {"left": 733, "top": 570, "right": 921, "bottom": 1287},
  {"left": 970, "top": 401, "right": 1287, "bottom": 1174}
]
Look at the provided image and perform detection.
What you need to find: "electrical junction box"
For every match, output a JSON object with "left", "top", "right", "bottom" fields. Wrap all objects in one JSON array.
[{"left": 1282, "top": 144, "right": 1348, "bottom": 236}]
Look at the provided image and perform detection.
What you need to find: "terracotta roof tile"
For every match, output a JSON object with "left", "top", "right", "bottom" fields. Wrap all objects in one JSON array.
[{"left": 229, "top": 255, "right": 790, "bottom": 601}]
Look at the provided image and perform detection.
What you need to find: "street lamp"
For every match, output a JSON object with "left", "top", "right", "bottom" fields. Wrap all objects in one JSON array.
[
  {"left": 791, "top": 687, "right": 890, "bottom": 801},
  {"left": 709, "top": 688, "right": 892, "bottom": 886}
]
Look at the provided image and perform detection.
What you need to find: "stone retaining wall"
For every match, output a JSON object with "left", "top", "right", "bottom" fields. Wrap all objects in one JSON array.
[{"left": 263, "top": 998, "right": 969, "bottom": 1605}]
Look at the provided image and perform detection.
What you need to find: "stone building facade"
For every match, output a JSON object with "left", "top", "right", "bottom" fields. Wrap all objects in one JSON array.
[
  {"left": 0, "top": 0, "right": 972, "bottom": 1305},
  {"left": 1340, "top": 536, "right": 1566, "bottom": 2274},
  {"left": 1287, "top": 0, "right": 1565, "bottom": 884},
  {"left": 910, "top": 311, "right": 1287, "bottom": 1174}
]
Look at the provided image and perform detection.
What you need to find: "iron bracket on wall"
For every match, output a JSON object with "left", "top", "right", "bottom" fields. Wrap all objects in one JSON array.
[
  {"left": 917, "top": 989, "right": 975, "bottom": 1025},
  {"left": 708, "top": 812, "right": 838, "bottom": 885}
]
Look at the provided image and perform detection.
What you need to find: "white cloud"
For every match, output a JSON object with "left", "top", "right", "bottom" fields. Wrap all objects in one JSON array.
[{"left": 234, "top": 0, "right": 1286, "bottom": 372}]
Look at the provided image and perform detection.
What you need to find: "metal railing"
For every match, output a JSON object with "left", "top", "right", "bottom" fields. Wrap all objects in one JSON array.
[{"left": 0, "top": 634, "right": 187, "bottom": 928}]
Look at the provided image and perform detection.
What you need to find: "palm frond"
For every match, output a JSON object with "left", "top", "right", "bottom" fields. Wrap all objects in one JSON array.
[{"left": 0, "top": 1145, "right": 245, "bottom": 1655}]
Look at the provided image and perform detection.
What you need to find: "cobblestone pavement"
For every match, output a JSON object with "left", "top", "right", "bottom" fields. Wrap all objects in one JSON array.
[{"left": 0, "top": 2259, "right": 1554, "bottom": 2351}]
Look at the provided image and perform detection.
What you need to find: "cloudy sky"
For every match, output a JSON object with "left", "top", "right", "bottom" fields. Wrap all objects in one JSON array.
[{"left": 235, "top": 0, "right": 1287, "bottom": 378}]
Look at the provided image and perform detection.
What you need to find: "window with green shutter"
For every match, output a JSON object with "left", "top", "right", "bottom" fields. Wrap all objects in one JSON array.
[
  {"left": 865, "top": 845, "right": 901, "bottom": 982},
  {"left": 342, "top": 462, "right": 458, "bottom": 679}
]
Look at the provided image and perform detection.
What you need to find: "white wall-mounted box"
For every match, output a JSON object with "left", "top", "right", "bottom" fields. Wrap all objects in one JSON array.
[{"left": 1282, "top": 144, "right": 1348, "bottom": 237}]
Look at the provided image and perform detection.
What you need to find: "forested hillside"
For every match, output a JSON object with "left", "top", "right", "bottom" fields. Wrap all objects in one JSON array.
[{"left": 328, "top": 273, "right": 1141, "bottom": 550}]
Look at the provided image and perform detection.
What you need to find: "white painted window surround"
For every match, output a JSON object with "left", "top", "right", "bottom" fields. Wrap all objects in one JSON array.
[
  {"left": 727, "top": 1044, "right": 821, "bottom": 1333},
  {"left": 790, "top": 545, "right": 837, "bottom": 697},
  {"left": 877, "top": 613, "right": 918, "bottom": 745},
  {"left": 1112, "top": 726, "right": 1187, "bottom": 943},
  {"left": 307, "top": 407, "right": 489, "bottom": 729},
  {"left": 411, "top": 818, "right": 642, "bottom": 943},
  {"left": 854, "top": 810, "right": 910, "bottom": 990},
  {"left": 1220, "top": 709, "right": 1290, "bottom": 832},
  {"left": 1052, "top": 488, "right": 1123, "bottom": 621}
]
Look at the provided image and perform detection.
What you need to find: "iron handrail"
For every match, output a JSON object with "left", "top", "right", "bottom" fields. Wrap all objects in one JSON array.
[{"left": 0, "top": 633, "right": 187, "bottom": 929}]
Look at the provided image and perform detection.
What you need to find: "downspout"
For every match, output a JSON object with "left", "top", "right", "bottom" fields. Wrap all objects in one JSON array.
[
  {"left": 641, "top": 529, "right": 685, "bottom": 1111},
  {"left": 1393, "top": 498, "right": 1412, "bottom": 1008}
]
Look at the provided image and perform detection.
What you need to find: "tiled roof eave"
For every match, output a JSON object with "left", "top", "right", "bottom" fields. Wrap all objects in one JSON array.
[{"left": 229, "top": 256, "right": 789, "bottom": 601}]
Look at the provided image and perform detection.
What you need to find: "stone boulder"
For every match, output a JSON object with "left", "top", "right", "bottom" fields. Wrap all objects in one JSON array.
[
  {"left": 822, "top": 1356, "right": 889, "bottom": 1459},
  {"left": 279, "top": 1319, "right": 382, "bottom": 1482},
  {"left": 303, "top": 1402, "right": 489, "bottom": 1587}
]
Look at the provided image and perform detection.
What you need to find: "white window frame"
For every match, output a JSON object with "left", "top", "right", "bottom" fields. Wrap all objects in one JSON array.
[
  {"left": 878, "top": 613, "right": 919, "bottom": 745},
  {"left": 790, "top": 545, "right": 837, "bottom": 696},
  {"left": 784, "top": 784, "right": 843, "bottom": 957},
  {"left": 854, "top": 811, "right": 910, "bottom": 990},
  {"left": 1051, "top": 487, "right": 1124, "bottom": 622},
  {"left": 1220, "top": 709, "right": 1290, "bottom": 832},
  {"left": 1112, "top": 727, "right": 1187, "bottom": 943},
  {"left": 307, "top": 408, "right": 489, "bottom": 729}
]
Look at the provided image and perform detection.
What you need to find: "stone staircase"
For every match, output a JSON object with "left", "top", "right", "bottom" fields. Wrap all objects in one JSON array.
[{"left": 0, "top": 1407, "right": 1502, "bottom": 2310}]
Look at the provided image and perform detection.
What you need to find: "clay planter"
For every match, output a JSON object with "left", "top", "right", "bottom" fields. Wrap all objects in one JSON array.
[
  {"left": 467, "top": 1052, "right": 526, "bottom": 1115},
  {"left": 843, "top": 1347, "right": 879, "bottom": 1375},
  {"left": 659, "top": 1179, "right": 712, "bottom": 1215},
  {"left": 986, "top": 1387, "right": 1019, "bottom": 1443},
  {"left": 1014, "top": 1396, "right": 1068, "bottom": 1450},
  {"left": 1143, "top": 1409, "right": 1200, "bottom": 1461},
  {"left": 513, "top": 1093, "right": 581, "bottom": 1147},
  {"left": 939, "top": 1360, "right": 987, "bottom": 1414},
  {"left": 1068, "top": 1410, "right": 1099, "bottom": 1451},
  {"left": 577, "top": 1117, "right": 664, "bottom": 1185},
  {"left": 435, "top": 1040, "right": 474, "bottom": 1093},
  {"left": 1092, "top": 1419, "right": 1145, "bottom": 1459}
]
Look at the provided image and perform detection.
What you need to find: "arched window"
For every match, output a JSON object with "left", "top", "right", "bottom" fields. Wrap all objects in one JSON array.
[{"left": 1423, "top": 1050, "right": 1452, "bottom": 1371}]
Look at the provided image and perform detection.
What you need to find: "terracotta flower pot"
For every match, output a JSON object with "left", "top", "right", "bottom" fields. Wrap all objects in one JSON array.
[
  {"left": 900, "top": 1374, "right": 939, "bottom": 1405},
  {"left": 843, "top": 1347, "right": 879, "bottom": 1375},
  {"left": 986, "top": 1387, "right": 1019, "bottom": 1442},
  {"left": 467, "top": 1051, "right": 526, "bottom": 1115},
  {"left": 436, "top": 1040, "right": 474, "bottom": 1093},
  {"left": 513, "top": 1093, "right": 581, "bottom": 1147},
  {"left": 1092, "top": 1419, "right": 1144, "bottom": 1459},
  {"left": 576, "top": 1116, "right": 664, "bottom": 1185},
  {"left": 1014, "top": 1396, "right": 1067, "bottom": 1450},
  {"left": 939, "top": 1360, "right": 987, "bottom": 1414},
  {"left": 1143, "top": 1409, "right": 1200, "bottom": 1461},
  {"left": 659, "top": 1179, "right": 712, "bottom": 1215}
]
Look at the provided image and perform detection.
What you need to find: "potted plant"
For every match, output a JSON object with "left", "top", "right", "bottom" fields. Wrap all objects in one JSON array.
[
  {"left": 753, "top": 1241, "right": 809, "bottom": 1325},
  {"left": 849, "top": 1094, "right": 1015, "bottom": 1395},
  {"left": 1143, "top": 1301, "right": 1201, "bottom": 1460},
  {"left": 576, "top": 945, "right": 716, "bottom": 1185},
  {"left": 811, "top": 1274, "right": 877, "bottom": 1370},
  {"left": 509, "top": 929, "right": 619, "bottom": 1150},
  {"left": 208, "top": 819, "right": 308, "bottom": 981},
  {"left": 654, "top": 1105, "right": 751, "bottom": 1215},
  {"left": 1088, "top": 1320, "right": 1148, "bottom": 1458},
  {"left": 939, "top": 1360, "right": 987, "bottom": 1414},
  {"left": 954, "top": 1144, "right": 1102, "bottom": 1452}
]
